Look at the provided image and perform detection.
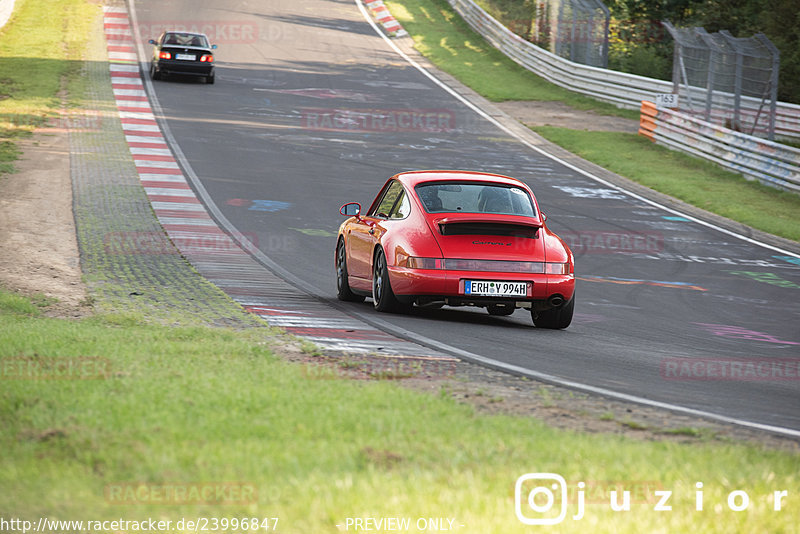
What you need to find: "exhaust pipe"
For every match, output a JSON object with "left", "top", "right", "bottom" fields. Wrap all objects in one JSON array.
[{"left": 547, "top": 295, "right": 565, "bottom": 308}]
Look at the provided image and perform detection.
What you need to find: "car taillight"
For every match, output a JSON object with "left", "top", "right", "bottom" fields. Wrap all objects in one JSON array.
[
  {"left": 159, "top": 51, "right": 171, "bottom": 59},
  {"left": 200, "top": 54, "right": 213, "bottom": 62},
  {"left": 407, "top": 257, "right": 444, "bottom": 269},
  {"left": 545, "top": 262, "right": 572, "bottom": 275},
  {"left": 406, "top": 257, "right": 572, "bottom": 274}
]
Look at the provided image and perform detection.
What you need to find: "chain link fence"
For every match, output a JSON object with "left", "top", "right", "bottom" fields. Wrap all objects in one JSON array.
[
  {"left": 533, "top": 0, "right": 609, "bottom": 68},
  {"left": 663, "top": 22, "right": 780, "bottom": 140}
]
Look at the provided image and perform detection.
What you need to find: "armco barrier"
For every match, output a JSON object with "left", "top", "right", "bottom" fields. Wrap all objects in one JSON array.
[
  {"left": 447, "top": 0, "right": 800, "bottom": 140},
  {"left": 639, "top": 101, "right": 800, "bottom": 193},
  {"left": 448, "top": 0, "right": 669, "bottom": 108}
]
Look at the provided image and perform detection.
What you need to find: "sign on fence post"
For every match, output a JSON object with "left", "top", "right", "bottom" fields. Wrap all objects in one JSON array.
[{"left": 655, "top": 93, "right": 679, "bottom": 109}]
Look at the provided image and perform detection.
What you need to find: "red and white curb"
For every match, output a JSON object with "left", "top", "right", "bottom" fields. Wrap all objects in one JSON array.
[
  {"left": 101, "top": 7, "right": 448, "bottom": 362},
  {"left": 363, "top": 0, "right": 408, "bottom": 37}
]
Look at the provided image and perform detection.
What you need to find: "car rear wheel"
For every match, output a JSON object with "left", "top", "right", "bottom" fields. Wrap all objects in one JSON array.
[
  {"left": 150, "top": 63, "right": 160, "bottom": 80},
  {"left": 206, "top": 73, "right": 215, "bottom": 84},
  {"left": 372, "top": 248, "right": 405, "bottom": 313},
  {"left": 532, "top": 294, "right": 574, "bottom": 329},
  {"left": 487, "top": 304, "right": 515, "bottom": 316},
  {"left": 336, "top": 238, "right": 365, "bottom": 303}
]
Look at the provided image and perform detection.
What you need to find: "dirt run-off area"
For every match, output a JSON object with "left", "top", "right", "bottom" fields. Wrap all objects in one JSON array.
[
  {"left": 0, "top": 125, "right": 90, "bottom": 318},
  {"left": 495, "top": 100, "right": 640, "bottom": 133}
]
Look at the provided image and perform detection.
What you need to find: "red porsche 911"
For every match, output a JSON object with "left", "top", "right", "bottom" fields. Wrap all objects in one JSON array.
[{"left": 335, "top": 171, "right": 575, "bottom": 328}]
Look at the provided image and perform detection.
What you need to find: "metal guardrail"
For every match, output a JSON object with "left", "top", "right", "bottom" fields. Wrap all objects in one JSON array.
[
  {"left": 449, "top": 0, "right": 669, "bottom": 107},
  {"left": 639, "top": 101, "right": 800, "bottom": 193},
  {"left": 448, "top": 0, "right": 800, "bottom": 140}
]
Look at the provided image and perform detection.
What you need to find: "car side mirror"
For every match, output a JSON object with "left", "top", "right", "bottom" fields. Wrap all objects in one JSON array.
[
  {"left": 541, "top": 211, "right": 547, "bottom": 222},
  {"left": 212, "top": 44, "right": 218, "bottom": 49},
  {"left": 340, "top": 203, "right": 361, "bottom": 217},
  {"left": 148, "top": 39, "right": 156, "bottom": 45}
]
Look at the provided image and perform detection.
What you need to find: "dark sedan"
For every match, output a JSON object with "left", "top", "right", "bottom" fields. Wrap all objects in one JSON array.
[{"left": 148, "top": 31, "right": 217, "bottom": 84}]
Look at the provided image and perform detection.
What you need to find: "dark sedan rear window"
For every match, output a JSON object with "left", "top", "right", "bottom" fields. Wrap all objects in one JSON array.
[
  {"left": 163, "top": 33, "right": 209, "bottom": 48},
  {"left": 415, "top": 182, "right": 536, "bottom": 217}
]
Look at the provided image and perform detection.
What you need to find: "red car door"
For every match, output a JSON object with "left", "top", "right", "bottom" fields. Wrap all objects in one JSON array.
[{"left": 347, "top": 180, "right": 406, "bottom": 287}]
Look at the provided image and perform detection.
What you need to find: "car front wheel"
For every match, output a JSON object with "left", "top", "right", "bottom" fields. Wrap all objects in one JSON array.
[{"left": 336, "top": 238, "right": 365, "bottom": 303}]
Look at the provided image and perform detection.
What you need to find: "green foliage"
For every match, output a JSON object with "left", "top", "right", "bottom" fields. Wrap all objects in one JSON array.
[
  {"left": 473, "top": 0, "right": 800, "bottom": 103},
  {"left": 475, "top": 0, "right": 537, "bottom": 39},
  {"left": 607, "top": 0, "right": 799, "bottom": 102},
  {"left": 758, "top": 0, "right": 800, "bottom": 103},
  {"left": 608, "top": 43, "right": 672, "bottom": 80}
]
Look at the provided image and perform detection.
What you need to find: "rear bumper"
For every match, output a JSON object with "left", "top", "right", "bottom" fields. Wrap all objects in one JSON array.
[
  {"left": 388, "top": 266, "right": 575, "bottom": 303},
  {"left": 155, "top": 60, "right": 213, "bottom": 76}
]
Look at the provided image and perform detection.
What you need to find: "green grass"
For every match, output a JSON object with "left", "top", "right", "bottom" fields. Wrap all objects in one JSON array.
[
  {"left": 385, "top": 0, "right": 637, "bottom": 119},
  {"left": 0, "top": 0, "right": 95, "bottom": 175},
  {"left": 532, "top": 127, "right": 800, "bottom": 241},
  {"left": 2, "top": 288, "right": 800, "bottom": 532},
  {"left": 1, "top": 1, "right": 798, "bottom": 531},
  {"left": 386, "top": 0, "right": 800, "bottom": 242}
]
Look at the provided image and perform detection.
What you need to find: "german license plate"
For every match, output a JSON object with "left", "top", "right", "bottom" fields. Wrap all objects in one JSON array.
[
  {"left": 175, "top": 53, "right": 195, "bottom": 60},
  {"left": 464, "top": 280, "right": 526, "bottom": 297}
]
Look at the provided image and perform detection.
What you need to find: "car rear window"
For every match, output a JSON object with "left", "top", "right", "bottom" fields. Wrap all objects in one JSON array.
[
  {"left": 415, "top": 182, "right": 536, "bottom": 217},
  {"left": 163, "top": 33, "right": 209, "bottom": 48}
]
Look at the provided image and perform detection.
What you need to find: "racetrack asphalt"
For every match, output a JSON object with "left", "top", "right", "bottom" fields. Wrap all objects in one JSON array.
[{"left": 94, "top": 0, "right": 800, "bottom": 434}]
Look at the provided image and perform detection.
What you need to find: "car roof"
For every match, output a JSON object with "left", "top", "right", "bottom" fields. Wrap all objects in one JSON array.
[
  {"left": 163, "top": 31, "right": 210, "bottom": 39},
  {"left": 393, "top": 170, "right": 528, "bottom": 190}
]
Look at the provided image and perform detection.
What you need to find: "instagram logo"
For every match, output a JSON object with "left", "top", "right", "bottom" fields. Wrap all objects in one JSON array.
[{"left": 515, "top": 473, "right": 567, "bottom": 525}]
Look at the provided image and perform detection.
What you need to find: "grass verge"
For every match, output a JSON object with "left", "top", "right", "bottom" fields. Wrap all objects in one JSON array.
[
  {"left": 385, "top": 0, "right": 800, "bottom": 243},
  {"left": 384, "top": 0, "right": 637, "bottom": 119},
  {"left": 0, "top": 0, "right": 95, "bottom": 175},
  {"left": 2, "top": 288, "right": 800, "bottom": 532}
]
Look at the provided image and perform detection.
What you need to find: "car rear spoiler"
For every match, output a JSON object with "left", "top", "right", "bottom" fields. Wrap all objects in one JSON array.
[
  {"left": 434, "top": 216, "right": 542, "bottom": 238},
  {"left": 434, "top": 215, "right": 543, "bottom": 227}
]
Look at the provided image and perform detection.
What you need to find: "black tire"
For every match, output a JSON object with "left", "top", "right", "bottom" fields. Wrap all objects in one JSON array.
[
  {"left": 206, "top": 73, "right": 215, "bottom": 84},
  {"left": 150, "top": 63, "right": 160, "bottom": 80},
  {"left": 372, "top": 247, "right": 405, "bottom": 313},
  {"left": 335, "top": 238, "right": 365, "bottom": 303},
  {"left": 487, "top": 304, "right": 515, "bottom": 316},
  {"left": 532, "top": 294, "right": 574, "bottom": 329}
]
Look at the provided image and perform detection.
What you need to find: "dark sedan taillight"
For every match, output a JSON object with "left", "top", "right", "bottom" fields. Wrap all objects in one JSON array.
[
  {"left": 199, "top": 54, "right": 213, "bottom": 62},
  {"left": 159, "top": 51, "right": 171, "bottom": 59}
]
